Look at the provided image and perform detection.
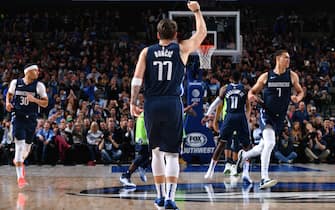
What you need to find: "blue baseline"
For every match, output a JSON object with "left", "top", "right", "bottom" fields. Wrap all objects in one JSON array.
[{"left": 111, "top": 164, "right": 322, "bottom": 173}]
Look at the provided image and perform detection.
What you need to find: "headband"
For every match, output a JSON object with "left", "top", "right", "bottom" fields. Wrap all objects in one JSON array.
[{"left": 24, "top": 65, "right": 39, "bottom": 74}]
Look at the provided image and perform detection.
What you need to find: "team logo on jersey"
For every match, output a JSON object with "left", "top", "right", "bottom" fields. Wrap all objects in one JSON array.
[{"left": 185, "top": 132, "right": 207, "bottom": 147}]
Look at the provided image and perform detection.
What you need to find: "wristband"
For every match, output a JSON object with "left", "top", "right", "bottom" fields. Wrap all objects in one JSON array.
[{"left": 193, "top": 9, "right": 200, "bottom": 13}]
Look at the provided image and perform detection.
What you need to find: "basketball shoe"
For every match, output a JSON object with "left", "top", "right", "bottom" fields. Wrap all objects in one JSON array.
[{"left": 18, "top": 178, "right": 28, "bottom": 189}]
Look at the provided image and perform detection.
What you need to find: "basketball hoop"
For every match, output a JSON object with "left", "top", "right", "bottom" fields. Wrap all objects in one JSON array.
[{"left": 197, "top": 45, "right": 215, "bottom": 70}]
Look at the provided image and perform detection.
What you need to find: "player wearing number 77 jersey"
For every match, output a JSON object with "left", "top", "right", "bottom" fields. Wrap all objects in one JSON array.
[{"left": 130, "top": 1, "right": 207, "bottom": 209}]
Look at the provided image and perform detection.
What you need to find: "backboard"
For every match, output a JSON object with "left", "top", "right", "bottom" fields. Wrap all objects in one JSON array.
[{"left": 169, "top": 11, "right": 242, "bottom": 57}]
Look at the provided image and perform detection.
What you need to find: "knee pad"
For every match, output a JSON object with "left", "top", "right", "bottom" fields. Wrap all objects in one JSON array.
[
  {"left": 151, "top": 148, "right": 165, "bottom": 176},
  {"left": 164, "top": 152, "right": 179, "bottom": 178}
]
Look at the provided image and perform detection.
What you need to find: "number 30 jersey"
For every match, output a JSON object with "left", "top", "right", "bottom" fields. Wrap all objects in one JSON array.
[
  {"left": 144, "top": 42, "right": 186, "bottom": 97},
  {"left": 8, "top": 78, "right": 47, "bottom": 117}
]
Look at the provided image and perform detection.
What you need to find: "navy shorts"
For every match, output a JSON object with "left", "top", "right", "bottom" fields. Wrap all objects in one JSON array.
[
  {"left": 12, "top": 116, "right": 37, "bottom": 144},
  {"left": 219, "top": 112, "right": 250, "bottom": 149},
  {"left": 259, "top": 109, "right": 285, "bottom": 135},
  {"left": 144, "top": 96, "right": 183, "bottom": 153}
]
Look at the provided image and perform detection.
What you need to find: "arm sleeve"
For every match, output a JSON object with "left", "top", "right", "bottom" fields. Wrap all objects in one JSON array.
[
  {"left": 205, "top": 96, "right": 223, "bottom": 116},
  {"left": 37, "top": 82, "right": 48, "bottom": 98},
  {"left": 7, "top": 79, "right": 17, "bottom": 94}
]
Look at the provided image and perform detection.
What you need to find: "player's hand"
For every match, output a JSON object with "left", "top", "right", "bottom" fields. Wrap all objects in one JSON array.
[
  {"left": 5, "top": 102, "right": 13, "bottom": 112},
  {"left": 26, "top": 94, "right": 35, "bottom": 103},
  {"left": 201, "top": 115, "right": 209, "bottom": 125},
  {"left": 130, "top": 104, "right": 143, "bottom": 117},
  {"left": 290, "top": 95, "right": 300, "bottom": 104},
  {"left": 190, "top": 101, "right": 198, "bottom": 108},
  {"left": 248, "top": 93, "right": 259, "bottom": 103},
  {"left": 187, "top": 1, "right": 200, "bottom": 12}
]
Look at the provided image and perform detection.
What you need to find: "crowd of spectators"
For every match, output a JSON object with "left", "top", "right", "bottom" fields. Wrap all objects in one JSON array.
[{"left": 0, "top": 2, "right": 334, "bottom": 166}]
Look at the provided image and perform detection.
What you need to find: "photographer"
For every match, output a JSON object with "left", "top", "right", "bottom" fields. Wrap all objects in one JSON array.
[
  {"left": 274, "top": 125, "right": 297, "bottom": 164},
  {"left": 304, "top": 129, "right": 330, "bottom": 163}
]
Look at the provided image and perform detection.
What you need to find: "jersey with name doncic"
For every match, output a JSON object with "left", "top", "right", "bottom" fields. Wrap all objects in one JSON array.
[
  {"left": 263, "top": 69, "right": 292, "bottom": 117},
  {"left": 144, "top": 42, "right": 185, "bottom": 98},
  {"left": 224, "top": 83, "right": 247, "bottom": 113}
]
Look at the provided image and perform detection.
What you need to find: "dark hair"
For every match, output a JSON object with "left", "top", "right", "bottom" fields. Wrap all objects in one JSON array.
[
  {"left": 231, "top": 70, "right": 241, "bottom": 82},
  {"left": 274, "top": 49, "right": 288, "bottom": 58},
  {"left": 157, "top": 19, "right": 177, "bottom": 40}
]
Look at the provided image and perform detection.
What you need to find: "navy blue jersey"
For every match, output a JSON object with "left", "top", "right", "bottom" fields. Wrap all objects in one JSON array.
[
  {"left": 12, "top": 79, "right": 39, "bottom": 118},
  {"left": 263, "top": 69, "right": 292, "bottom": 118},
  {"left": 144, "top": 42, "right": 185, "bottom": 97},
  {"left": 224, "top": 83, "right": 247, "bottom": 113}
]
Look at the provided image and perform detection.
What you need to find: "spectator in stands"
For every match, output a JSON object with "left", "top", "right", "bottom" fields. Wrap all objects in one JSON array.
[
  {"left": 274, "top": 125, "right": 297, "bottom": 164},
  {"left": 71, "top": 122, "right": 89, "bottom": 164},
  {"left": 304, "top": 129, "right": 330, "bottom": 163},
  {"left": 98, "top": 131, "right": 122, "bottom": 164},
  {"left": 53, "top": 121, "right": 73, "bottom": 164},
  {"left": 86, "top": 121, "right": 103, "bottom": 166},
  {"left": 0, "top": 119, "right": 14, "bottom": 165},
  {"left": 35, "top": 121, "right": 55, "bottom": 164},
  {"left": 291, "top": 101, "right": 309, "bottom": 127}
]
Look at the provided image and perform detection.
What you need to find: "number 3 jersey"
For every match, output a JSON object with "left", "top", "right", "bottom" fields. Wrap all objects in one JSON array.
[
  {"left": 8, "top": 78, "right": 47, "bottom": 118},
  {"left": 144, "top": 42, "right": 185, "bottom": 97}
]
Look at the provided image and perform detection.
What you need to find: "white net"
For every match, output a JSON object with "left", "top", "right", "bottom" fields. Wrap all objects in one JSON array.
[{"left": 196, "top": 45, "right": 215, "bottom": 69}]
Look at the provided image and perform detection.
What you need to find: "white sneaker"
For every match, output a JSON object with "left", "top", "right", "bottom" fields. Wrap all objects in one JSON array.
[
  {"left": 120, "top": 175, "right": 136, "bottom": 187},
  {"left": 223, "top": 162, "right": 231, "bottom": 176},
  {"left": 119, "top": 188, "right": 136, "bottom": 198},
  {"left": 204, "top": 169, "right": 214, "bottom": 179},
  {"left": 230, "top": 164, "right": 239, "bottom": 177},
  {"left": 259, "top": 178, "right": 277, "bottom": 190}
]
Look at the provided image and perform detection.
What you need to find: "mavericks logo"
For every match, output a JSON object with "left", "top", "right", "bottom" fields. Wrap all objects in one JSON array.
[{"left": 185, "top": 132, "right": 207, "bottom": 147}]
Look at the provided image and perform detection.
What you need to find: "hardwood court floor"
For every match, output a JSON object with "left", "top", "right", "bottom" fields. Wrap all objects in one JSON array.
[{"left": 0, "top": 163, "right": 335, "bottom": 210}]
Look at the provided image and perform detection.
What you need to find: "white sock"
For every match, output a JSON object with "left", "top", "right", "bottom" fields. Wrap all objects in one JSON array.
[
  {"left": 242, "top": 160, "right": 250, "bottom": 178},
  {"left": 166, "top": 182, "right": 177, "bottom": 201},
  {"left": 261, "top": 128, "right": 276, "bottom": 180},
  {"left": 155, "top": 183, "right": 166, "bottom": 198},
  {"left": 16, "top": 166, "right": 23, "bottom": 179}
]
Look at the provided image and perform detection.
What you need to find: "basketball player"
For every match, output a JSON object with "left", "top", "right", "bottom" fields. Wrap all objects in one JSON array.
[
  {"left": 202, "top": 70, "right": 251, "bottom": 183},
  {"left": 236, "top": 49, "right": 304, "bottom": 189},
  {"left": 202, "top": 85, "right": 235, "bottom": 176},
  {"left": 120, "top": 102, "right": 198, "bottom": 188},
  {"left": 130, "top": 1, "right": 206, "bottom": 209},
  {"left": 6, "top": 64, "right": 48, "bottom": 188},
  {"left": 120, "top": 111, "right": 150, "bottom": 187}
]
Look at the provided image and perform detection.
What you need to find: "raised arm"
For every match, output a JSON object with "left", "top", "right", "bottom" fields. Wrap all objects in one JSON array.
[{"left": 179, "top": 1, "right": 207, "bottom": 61}]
